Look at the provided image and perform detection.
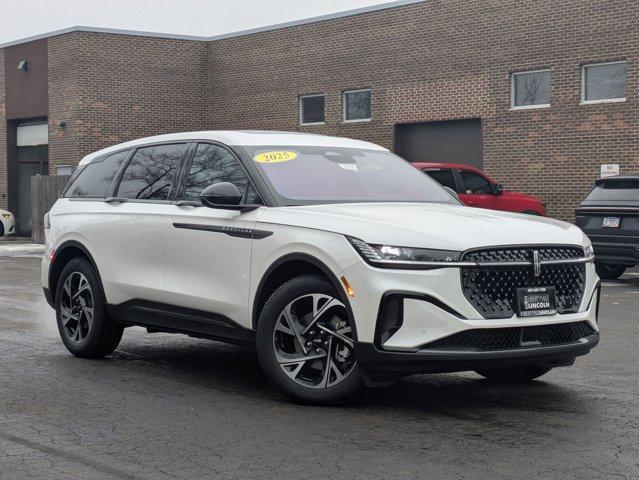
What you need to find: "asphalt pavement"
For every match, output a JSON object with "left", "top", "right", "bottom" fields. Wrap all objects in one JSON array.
[{"left": 0, "top": 242, "right": 637, "bottom": 479}]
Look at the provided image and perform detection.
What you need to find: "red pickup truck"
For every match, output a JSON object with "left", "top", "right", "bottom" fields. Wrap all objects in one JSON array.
[{"left": 414, "top": 162, "right": 546, "bottom": 216}]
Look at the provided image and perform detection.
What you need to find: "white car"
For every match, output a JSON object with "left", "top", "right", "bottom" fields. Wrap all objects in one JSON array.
[
  {"left": 41, "top": 131, "right": 600, "bottom": 403},
  {"left": 0, "top": 208, "right": 15, "bottom": 237}
]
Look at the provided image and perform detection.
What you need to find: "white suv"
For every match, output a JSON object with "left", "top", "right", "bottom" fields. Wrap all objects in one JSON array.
[{"left": 42, "top": 131, "right": 600, "bottom": 403}]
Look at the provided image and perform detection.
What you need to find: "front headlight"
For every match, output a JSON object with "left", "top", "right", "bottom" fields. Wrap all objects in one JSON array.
[
  {"left": 347, "top": 237, "right": 464, "bottom": 269},
  {"left": 584, "top": 244, "right": 594, "bottom": 258},
  {"left": 1, "top": 213, "right": 12, "bottom": 220}
]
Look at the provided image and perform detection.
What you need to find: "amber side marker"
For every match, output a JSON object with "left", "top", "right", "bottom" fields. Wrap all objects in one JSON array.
[{"left": 340, "top": 276, "right": 355, "bottom": 298}]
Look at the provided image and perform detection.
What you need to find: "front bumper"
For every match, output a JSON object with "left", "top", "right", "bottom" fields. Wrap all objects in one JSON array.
[
  {"left": 355, "top": 332, "right": 599, "bottom": 378},
  {"left": 340, "top": 259, "right": 599, "bottom": 347},
  {"left": 43, "top": 287, "right": 54, "bottom": 308},
  {"left": 339, "top": 258, "right": 600, "bottom": 377},
  {"left": 1, "top": 216, "right": 14, "bottom": 235}
]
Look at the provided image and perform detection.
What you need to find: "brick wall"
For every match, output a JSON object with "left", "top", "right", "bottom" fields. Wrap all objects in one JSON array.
[
  {"left": 4, "top": 0, "right": 638, "bottom": 221},
  {"left": 47, "top": 32, "right": 209, "bottom": 172},
  {"left": 206, "top": 0, "right": 639, "bottom": 221},
  {"left": 0, "top": 49, "right": 6, "bottom": 210}
]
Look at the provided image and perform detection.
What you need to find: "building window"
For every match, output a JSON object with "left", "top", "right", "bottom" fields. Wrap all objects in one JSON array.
[
  {"left": 343, "top": 89, "right": 372, "bottom": 122},
  {"left": 511, "top": 70, "right": 550, "bottom": 109},
  {"left": 582, "top": 61, "right": 627, "bottom": 104},
  {"left": 299, "top": 94, "right": 325, "bottom": 125}
]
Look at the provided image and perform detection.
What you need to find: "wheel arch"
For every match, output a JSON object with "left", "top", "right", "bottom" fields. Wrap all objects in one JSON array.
[
  {"left": 49, "top": 240, "right": 103, "bottom": 305},
  {"left": 251, "top": 253, "right": 356, "bottom": 338}
]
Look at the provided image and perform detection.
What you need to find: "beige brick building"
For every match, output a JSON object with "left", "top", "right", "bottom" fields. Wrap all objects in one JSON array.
[{"left": 1, "top": 0, "right": 638, "bottom": 233}]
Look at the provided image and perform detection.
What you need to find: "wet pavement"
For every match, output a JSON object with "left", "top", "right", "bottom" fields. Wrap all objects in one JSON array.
[{"left": 0, "top": 242, "right": 637, "bottom": 479}]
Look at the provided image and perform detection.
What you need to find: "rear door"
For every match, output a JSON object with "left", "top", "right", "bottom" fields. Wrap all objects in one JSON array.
[
  {"left": 91, "top": 143, "right": 189, "bottom": 305},
  {"left": 161, "top": 142, "right": 264, "bottom": 330}
]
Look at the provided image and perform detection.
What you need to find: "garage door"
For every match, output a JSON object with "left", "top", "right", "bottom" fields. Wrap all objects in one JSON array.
[{"left": 394, "top": 119, "right": 483, "bottom": 168}]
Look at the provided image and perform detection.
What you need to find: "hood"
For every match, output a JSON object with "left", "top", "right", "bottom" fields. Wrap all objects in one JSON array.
[{"left": 258, "top": 203, "right": 587, "bottom": 251}]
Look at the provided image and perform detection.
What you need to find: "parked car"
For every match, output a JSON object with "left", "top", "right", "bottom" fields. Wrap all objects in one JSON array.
[
  {"left": 575, "top": 175, "right": 639, "bottom": 280},
  {"left": 41, "top": 132, "right": 599, "bottom": 404},
  {"left": 0, "top": 208, "right": 15, "bottom": 237},
  {"left": 414, "top": 162, "right": 546, "bottom": 215}
]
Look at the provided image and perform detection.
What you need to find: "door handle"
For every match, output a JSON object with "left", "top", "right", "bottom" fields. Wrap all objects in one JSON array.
[{"left": 103, "top": 197, "right": 128, "bottom": 204}]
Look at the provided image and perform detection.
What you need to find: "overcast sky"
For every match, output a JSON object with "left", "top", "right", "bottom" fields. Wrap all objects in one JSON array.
[{"left": 0, "top": 0, "right": 398, "bottom": 44}]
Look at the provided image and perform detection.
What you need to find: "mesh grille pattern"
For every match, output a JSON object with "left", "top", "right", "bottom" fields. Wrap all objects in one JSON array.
[
  {"left": 461, "top": 247, "right": 586, "bottom": 319},
  {"left": 424, "top": 322, "right": 596, "bottom": 351},
  {"left": 464, "top": 246, "right": 584, "bottom": 263}
]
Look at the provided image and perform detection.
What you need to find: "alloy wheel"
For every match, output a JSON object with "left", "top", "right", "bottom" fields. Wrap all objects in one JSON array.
[
  {"left": 273, "top": 293, "right": 356, "bottom": 389},
  {"left": 60, "top": 272, "right": 94, "bottom": 343}
]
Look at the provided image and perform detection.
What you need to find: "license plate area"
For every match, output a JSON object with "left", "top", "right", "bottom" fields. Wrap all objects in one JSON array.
[
  {"left": 602, "top": 216, "right": 621, "bottom": 228},
  {"left": 516, "top": 287, "right": 557, "bottom": 317}
]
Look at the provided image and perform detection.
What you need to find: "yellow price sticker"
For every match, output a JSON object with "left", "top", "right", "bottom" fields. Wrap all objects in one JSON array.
[{"left": 253, "top": 151, "right": 298, "bottom": 164}]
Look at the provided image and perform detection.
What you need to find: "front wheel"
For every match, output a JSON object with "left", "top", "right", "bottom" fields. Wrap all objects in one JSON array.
[
  {"left": 256, "top": 275, "right": 363, "bottom": 404},
  {"left": 595, "top": 262, "right": 626, "bottom": 280},
  {"left": 475, "top": 365, "right": 551, "bottom": 382},
  {"left": 55, "top": 257, "right": 123, "bottom": 358}
]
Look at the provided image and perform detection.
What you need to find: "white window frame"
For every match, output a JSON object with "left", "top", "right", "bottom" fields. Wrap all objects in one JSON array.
[
  {"left": 581, "top": 61, "right": 627, "bottom": 105},
  {"left": 299, "top": 94, "right": 326, "bottom": 126},
  {"left": 342, "top": 89, "right": 372, "bottom": 123},
  {"left": 510, "top": 69, "right": 551, "bottom": 110}
]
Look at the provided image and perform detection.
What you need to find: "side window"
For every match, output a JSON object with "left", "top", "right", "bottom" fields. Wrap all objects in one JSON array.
[
  {"left": 460, "top": 171, "right": 492, "bottom": 195},
  {"left": 182, "top": 143, "right": 261, "bottom": 204},
  {"left": 116, "top": 144, "right": 187, "bottom": 200},
  {"left": 424, "top": 169, "right": 457, "bottom": 191},
  {"left": 65, "top": 150, "right": 129, "bottom": 198}
]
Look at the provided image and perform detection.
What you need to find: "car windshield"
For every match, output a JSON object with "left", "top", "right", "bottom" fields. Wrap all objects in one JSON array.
[{"left": 244, "top": 145, "right": 456, "bottom": 205}]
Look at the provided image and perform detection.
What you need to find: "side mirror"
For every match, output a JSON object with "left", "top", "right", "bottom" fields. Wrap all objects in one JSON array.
[
  {"left": 493, "top": 183, "right": 504, "bottom": 195},
  {"left": 200, "top": 182, "right": 242, "bottom": 208},
  {"left": 443, "top": 186, "right": 461, "bottom": 202}
]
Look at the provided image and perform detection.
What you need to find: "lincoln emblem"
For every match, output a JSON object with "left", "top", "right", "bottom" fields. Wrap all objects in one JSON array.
[{"left": 532, "top": 250, "right": 541, "bottom": 277}]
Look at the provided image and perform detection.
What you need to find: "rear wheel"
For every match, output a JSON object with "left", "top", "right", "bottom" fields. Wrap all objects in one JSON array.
[
  {"left": 595, "top": 262, "right": 626, "bottom": 280},
  {"left": 475, "top": 365, "right": 551, "bottom": 382},
  {"left": 256, "top": 275, "right": 362, "bottom": 404},
  {"left": 55, "top": 257, "right": 123, "bottom": 358}
]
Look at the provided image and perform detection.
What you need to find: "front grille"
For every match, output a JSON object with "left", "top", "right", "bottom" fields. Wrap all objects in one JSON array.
[
  {"left": 461, "top": 246, "right": 586, "bottom": 319},
  {"left": 423, "top": 321, "right": 596, "bottom": 351},
  {"left": 464, "top": 246, "right": 584, "bottom": 263}
]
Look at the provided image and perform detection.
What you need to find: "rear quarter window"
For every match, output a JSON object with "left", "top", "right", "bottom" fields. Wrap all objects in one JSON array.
[{"left": 64, "top": 150, "right": 129, "bottom": 198}]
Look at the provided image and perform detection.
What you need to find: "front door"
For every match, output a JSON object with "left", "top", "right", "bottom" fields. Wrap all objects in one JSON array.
[{"left": 162, "top": 142, "right": 264, "bottom": 329}]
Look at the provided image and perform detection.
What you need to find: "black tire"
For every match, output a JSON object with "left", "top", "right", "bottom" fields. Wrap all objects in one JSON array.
[
  {"left": 55, "top": 257, "right": 123, "bottom": 358},
  {"left": 0, "top": 222, "right": 4, "bottom": 237},
  {"left": 256, "top": 275, "right": 363, "bottom": 404},
  {"left": 475, "top": 365, "right": 551, "bottom": 382},
  {"left": 595, "top": 262, "right": 626, "bottom": 280}
]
